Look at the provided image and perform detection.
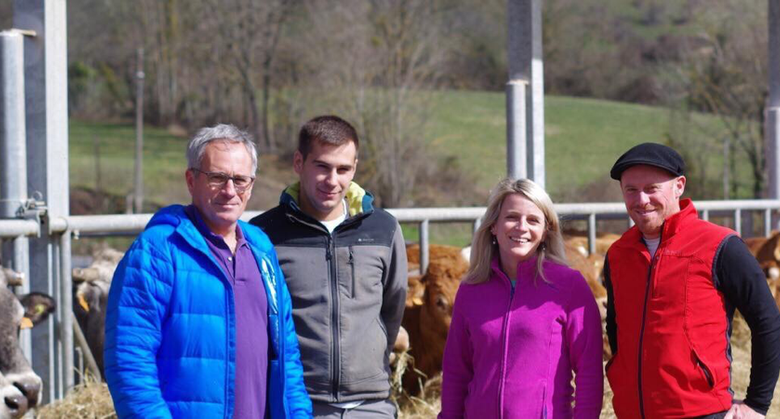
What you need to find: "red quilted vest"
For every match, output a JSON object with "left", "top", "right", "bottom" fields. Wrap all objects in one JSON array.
[{"left": 606, "top": 199, "right": 735, "bottom": 418}]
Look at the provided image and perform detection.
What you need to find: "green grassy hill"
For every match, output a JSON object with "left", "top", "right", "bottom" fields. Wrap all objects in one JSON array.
[
  {"left": 69, "top": 91, "right": 742, "bottom": 214},
  {"left": 425, "top": 92, "right": 681, "bottom": 202}
]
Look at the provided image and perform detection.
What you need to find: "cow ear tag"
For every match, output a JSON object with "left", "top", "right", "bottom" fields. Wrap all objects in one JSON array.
[
  {"left": 78, "top": 294, "right": 90, "bottom": 312},
  {"left": 413, "top": 297, "right": 424, "bottom": 306},
  {"left": 20, "top": 317, "right": 33, "bottom": 329}
]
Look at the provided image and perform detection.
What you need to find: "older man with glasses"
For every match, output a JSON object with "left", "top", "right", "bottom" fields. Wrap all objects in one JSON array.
[{"left": 104, "top": 124, "right": 311, "bottom": 419}]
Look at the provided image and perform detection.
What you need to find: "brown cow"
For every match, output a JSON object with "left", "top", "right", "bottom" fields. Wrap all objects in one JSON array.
[
  {"left": 564, "top": 233, "right": 621, "bottom": 258},
  {"left": 745, "top": 233, "right": 780, "bottom": 308},
  {"left": 563, "top": 241, "right": 612, "bottom": 360},
  {"left": 402, "top": 244, "right": 468, "bottom": 395}
]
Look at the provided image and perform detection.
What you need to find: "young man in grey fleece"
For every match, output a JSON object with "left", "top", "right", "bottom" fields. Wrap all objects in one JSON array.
[{"left": 251, "top": 115, "right": 407, "bottom": 418}]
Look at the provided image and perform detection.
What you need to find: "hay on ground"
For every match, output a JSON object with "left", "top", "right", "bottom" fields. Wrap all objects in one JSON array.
[{"left": 37, "top": 379, "right": 115, "bottom": 419}]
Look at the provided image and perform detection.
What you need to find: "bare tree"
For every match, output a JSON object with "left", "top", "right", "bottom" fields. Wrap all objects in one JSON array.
[
  {"left": 199, "top": 0, "right": 294, "bottom": 151},
  {"left": 663, "top": 0, "right": 767, "bottom": 198},
  {"left": 298, "top": 0, "right": 449, "bottom": 207}
]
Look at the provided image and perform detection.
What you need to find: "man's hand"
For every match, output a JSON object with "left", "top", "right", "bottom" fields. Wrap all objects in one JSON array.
[{"left": 724, "top": 401, "right": 765, "bottom": 419}]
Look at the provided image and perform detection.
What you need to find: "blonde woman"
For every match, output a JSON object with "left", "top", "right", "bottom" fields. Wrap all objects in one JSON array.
[{"left": 439, "top": 178, "right": 603, "bottom": 418}]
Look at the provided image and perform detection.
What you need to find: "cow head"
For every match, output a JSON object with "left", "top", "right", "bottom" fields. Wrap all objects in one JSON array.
[
  {"left": 415, "top": 248, "right": 468, "bottom": 343},
  {"left": 71, "top": 248, "right": 122, "bottom": 376},
  {"left": 0, "top": 268, "right": 55, "bottom": 419},
  {"left": 401, "top": 244, "right": 468, "bottom": 396}
]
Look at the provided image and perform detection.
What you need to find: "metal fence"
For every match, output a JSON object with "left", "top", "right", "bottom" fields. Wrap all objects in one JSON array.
[
  {"left": 1, "top": 198, "right": 779, "bottom": 395},
  {"left": 4, "top": 198, "right": 780, "bottom": 279}
]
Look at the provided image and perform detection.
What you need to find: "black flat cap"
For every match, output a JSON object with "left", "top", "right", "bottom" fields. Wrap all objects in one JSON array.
[{"left": 610, "top": 142, "right": 685, "bottom": 180}]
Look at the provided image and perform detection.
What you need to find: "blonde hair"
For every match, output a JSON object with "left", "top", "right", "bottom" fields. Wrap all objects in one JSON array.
[{"left": 465, "top": 178, "right": 567, "bottom": 284}]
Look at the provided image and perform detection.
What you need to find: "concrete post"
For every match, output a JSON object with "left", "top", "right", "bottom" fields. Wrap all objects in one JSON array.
[
  {"left": 14, "top": 0, "right": 70, "bottom": 402},
  {"left": 507, "top": 0, "right": 545, "bottom": 187}
]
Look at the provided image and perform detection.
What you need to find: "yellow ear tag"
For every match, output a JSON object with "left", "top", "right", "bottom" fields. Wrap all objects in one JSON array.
[
  {"left": 413, "top": 297, "right": 424, "bottom": 306},
  {"left": 20, "top": 317, "right": 33, "bottom": 329},
  {"left": 78, "top": 294, "right": 90, "bottom": 312}
]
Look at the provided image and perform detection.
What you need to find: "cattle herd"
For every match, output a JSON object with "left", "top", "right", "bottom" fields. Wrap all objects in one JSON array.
[{"left": 3, "top": 229, "right": 780, "bottom": 416}]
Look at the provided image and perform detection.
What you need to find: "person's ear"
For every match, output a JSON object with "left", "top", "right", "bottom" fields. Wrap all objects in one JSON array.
[
  {"left": 675, "top": 175, "right": 687, "bottom": 199},
  {"left": 185, "top": 169, "right": 195, "bottom": 195},
  {"left": 293, "top": 150, "right": 304, "bottom": 175}
]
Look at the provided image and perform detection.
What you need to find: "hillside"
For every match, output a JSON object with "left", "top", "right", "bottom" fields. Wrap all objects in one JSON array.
[
  {"left": 70, "top": 91, "right": 740, "bottom": 216},
  {"left": 425, "top": 92, "right": 683, "bottom": 202}
]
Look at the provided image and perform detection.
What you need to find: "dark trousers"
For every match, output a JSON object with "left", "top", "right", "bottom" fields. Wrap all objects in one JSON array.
[
  {"left": 312, "top": 399, "right": 396, "bottom": 419},
  {"left": 691, "top": 411, "right": 727, "bottom": 419}
]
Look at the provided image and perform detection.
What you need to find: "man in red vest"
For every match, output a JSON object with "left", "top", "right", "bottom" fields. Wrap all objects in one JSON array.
[{"left": 604, "top": 142, "right": 780, "bottom": 419}]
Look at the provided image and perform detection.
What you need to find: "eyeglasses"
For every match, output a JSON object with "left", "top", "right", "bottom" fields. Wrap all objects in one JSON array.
[{"left": 190, "top": 168, "right": 255, "bottom": 193}]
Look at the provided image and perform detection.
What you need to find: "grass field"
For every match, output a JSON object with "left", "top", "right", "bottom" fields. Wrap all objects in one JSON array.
[
  {"left": 423, "top": 91, "right": 744, "bottom": 203},
  {"left": 69, "top": 90, "right": 750, "bottom": 213},
  {"left": 69, "top": 91, "right": 749, "bottom": 247},
  {"left": 69, "top": 121, "right": 192, "bottom": 208},
  {"left": 425, "top": 92, "right": 668, "bottom": 199}
]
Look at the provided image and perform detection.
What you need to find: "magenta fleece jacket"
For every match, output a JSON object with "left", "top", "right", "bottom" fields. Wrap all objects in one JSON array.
[{"left": 439, "top": 257, "right": 603, "bottom": 419}]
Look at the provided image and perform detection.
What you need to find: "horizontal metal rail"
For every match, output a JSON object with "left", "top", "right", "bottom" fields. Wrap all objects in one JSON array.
[{"left": 2, "top": 199, "right": 780, "bottom": 272}]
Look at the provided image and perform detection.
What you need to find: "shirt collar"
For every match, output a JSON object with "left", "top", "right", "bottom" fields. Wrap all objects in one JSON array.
[{"left": 184, "top": 204, "right": 247, "bottom": 250}]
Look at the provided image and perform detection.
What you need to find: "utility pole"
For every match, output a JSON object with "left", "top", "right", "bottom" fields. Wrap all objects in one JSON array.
[
  {"left": 134, "top": 48, "right": 144, "bottom": 213},
  {"left": 506, "top": 0, "right": 545, "bottom": 187}
]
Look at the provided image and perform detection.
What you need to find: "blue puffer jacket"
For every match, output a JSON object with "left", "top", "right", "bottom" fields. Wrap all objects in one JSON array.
[{"left": 104, "top": 205, "right": 311, "bottom": 418}]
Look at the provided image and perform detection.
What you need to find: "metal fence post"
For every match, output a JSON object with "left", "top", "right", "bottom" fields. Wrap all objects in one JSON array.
[
  {"left": 506, "top": 80, "right": 527, "bottom": 180},
  {"left": 587, "top": 213, "right": 597, "bottom": 255},
  {"left": 1, "top": 28, "right": 34, "bottom": 363},
  {"left": 14, "top": 0, "right": 70, "bottom": 402},
  {"left": 420, "top": 220, "right": 430, "bottom": 275},
  {"left": 0, "top": 30, "right": 28, "bottom": 219},
  {"left": 59, "top": 231, "right": 73, "bottom": 390}
]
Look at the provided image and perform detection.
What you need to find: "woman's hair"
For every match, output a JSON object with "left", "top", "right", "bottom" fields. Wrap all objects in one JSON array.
[{"left": 464, "top": 177, "right": 567, "bottom": 284}]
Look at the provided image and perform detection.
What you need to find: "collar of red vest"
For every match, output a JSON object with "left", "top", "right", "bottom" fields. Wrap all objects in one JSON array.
[{"left": 621, "top": 198, "right": 698, "bottom": 248}]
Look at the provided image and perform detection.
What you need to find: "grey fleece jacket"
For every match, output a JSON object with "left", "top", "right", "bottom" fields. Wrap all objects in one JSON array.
[{"left": 250, "top": 182, "right": 408, "bottom": 403}]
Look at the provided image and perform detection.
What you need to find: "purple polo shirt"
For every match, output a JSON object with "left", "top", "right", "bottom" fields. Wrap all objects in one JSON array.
[{"left": 185, "top": 205, "right": 269, "bottom": 419}]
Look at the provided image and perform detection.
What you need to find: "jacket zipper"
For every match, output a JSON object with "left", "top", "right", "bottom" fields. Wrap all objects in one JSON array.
[
  {"left": 289, "top": 210, "right": 364, "bottom": 401},
  {"left": 326, "top": 236, "right": 341, "bottom": 400},
  {"left": 696, "top": 358, "right": 715, "bottom": 388},
  {"left": 224, "top": 281, "right": 232, "bottom": 419},
  {"left": 348, "top": 247, "right": 355, "bottom": 299},
  {"left": 637, "top": 230, "right": 663, "bottom": 419},
  {"left": 496, "top": 278, "right": 515, "bottom": 419},
  {"left": 197, "top": 246, "right": 235, "bottom": 418}
]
